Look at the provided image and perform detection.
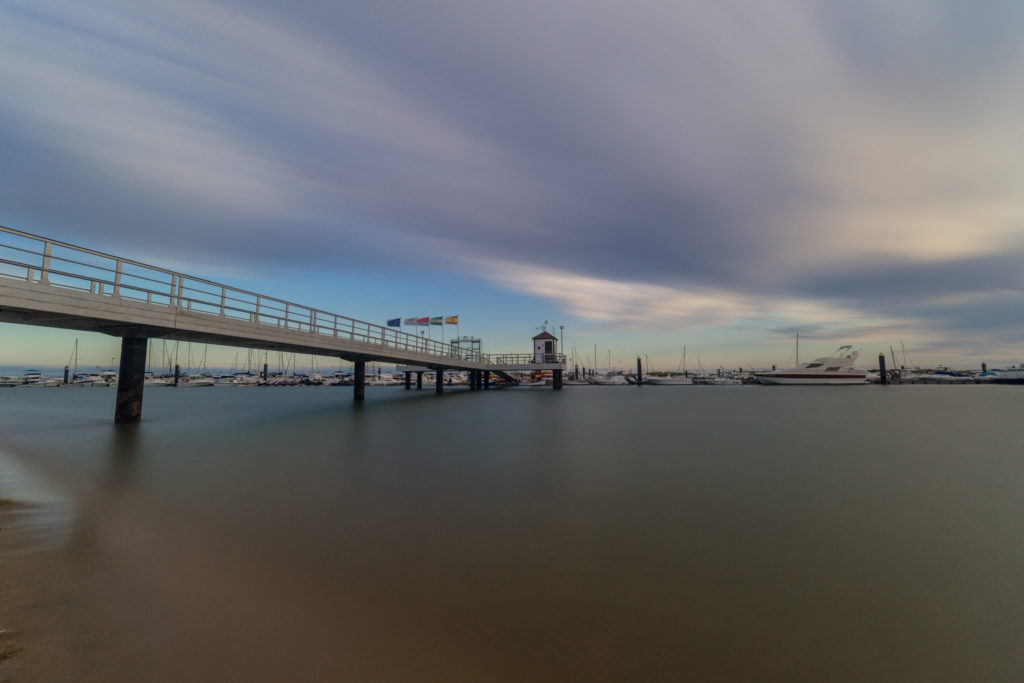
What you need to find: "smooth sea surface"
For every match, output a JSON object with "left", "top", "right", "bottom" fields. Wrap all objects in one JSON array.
[{"left": 1, "top": 383, "right": 1023, "bottom": 681}]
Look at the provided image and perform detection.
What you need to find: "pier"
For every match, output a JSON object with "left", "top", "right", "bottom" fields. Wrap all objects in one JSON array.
[{"left": 0, "top": 225, "right": 565, "bottom": 422}]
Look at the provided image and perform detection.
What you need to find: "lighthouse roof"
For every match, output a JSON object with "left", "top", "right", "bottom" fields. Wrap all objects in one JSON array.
[{"left": 532, "top": 331, "right": 558, "bottom": 341}]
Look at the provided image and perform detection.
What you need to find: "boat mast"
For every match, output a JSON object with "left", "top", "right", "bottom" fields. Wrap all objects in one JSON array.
[{"left": 796, "top": 332, "right": 799, "bottom": 368}]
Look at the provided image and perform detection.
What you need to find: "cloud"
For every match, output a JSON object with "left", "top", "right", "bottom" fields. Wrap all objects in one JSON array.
[{"left": 2, "top": 0, "right": 1024, "bottom": 357}]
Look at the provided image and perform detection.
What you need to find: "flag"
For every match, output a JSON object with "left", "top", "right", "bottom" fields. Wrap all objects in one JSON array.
[
  {"left": 416, "top": 317, "right": 429, "bottom": 326},
  {"left": 445, "top": 315, "right": 458, "bottom": 325},
  {"left": 387, "top": 318, "right": 400, "bottom": 327},
  {"left": 430, "top": 316, "right": 443, "bottom": 325},
  {"left": 403, "top": 317, "right": 418, "bottom": 326}
]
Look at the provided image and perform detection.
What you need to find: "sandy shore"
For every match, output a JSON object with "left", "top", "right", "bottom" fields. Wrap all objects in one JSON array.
[{"left": 0, "top": 489, "right": 126, "bottom": 682}]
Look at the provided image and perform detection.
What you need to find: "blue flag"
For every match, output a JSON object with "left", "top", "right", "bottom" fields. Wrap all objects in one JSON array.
[{"left": 387, "top": 318, "right": 401, "bottom": 327}]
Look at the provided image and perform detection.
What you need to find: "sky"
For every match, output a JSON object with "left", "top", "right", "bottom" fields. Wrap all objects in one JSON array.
[{"left": 2, "top": 0, "right": 1023, "bottom": 371}]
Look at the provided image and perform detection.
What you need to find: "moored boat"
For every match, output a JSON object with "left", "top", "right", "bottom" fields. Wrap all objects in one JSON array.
[{"left": 755, "top": 346, "right": 866, "bottom": 385}]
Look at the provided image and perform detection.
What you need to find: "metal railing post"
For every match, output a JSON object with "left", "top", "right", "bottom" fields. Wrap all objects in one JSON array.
[
  {"left": 39, "top": 242, "right": 52, "bottom": 284},
  {"left": 113, "top": 260, "right": 123, "bottom": 297},
  {"left": 220, "top": 287, "right": 226, "bottom": 316}
]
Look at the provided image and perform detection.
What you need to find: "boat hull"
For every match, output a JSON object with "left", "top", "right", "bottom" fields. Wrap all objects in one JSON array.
[{"left": 755, "top": 374, "right": 866, "bottom": 385}]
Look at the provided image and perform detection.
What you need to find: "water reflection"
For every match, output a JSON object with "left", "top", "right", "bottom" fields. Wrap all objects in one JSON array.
[{"left": 1, "top": 385, "right": 1024, "bottom": 681}]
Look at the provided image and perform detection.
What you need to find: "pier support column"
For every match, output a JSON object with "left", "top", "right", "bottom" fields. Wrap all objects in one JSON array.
[
  {"left": 468, "top": 371, "right": 476, "bottom": 390},
  {"left": 878, "top": 353, "right": 888, "bottom": 386},
  {"left": 435, "top": 369, "right": 444, "bottom": 394},
  {"left": 553, "top": 369, "right": 563, "bottom": 390},
  {"left": 115, "top": 337, "right": 147, "bottom": 423},
  {"left": 484, "top": 371, "right": 490, "bottom": 389},
  {"left": 173, "top": 363, "right": 181, "bottom": 387},
  {"left": 404, "top": 371, "right": 411, "bottom": 390},
  {"left": 354, "top": 361, "right": 365, "bottom": 401},
  {"left": 416, "top": 371, "right": 423, "bottom": 389},
  {"left": 636, "top": 357, "right": 643, "bottom": 385},
  {"left": 476, "top": 371, "right": 483, "bottom": 390}
]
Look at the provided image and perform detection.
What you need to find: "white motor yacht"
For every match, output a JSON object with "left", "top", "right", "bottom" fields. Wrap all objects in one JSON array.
[
  {"left": 755, "top": 346, "right": 867, "bottom": 385},
  {"left": 20, "top": 370, "right": 61, "bottom": 387}
]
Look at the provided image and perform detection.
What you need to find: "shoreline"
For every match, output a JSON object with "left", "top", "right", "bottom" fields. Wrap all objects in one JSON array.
[{"left": 0, "top": 447, "right": 120, "bottom": 682}]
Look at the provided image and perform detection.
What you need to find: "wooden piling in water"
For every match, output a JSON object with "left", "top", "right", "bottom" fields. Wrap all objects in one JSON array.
[
  {"left": 115, "top": 337, "right": 147, "bottom": 423},
  {"left": 174, "top": 364, "right": 181, "bottom": 387},
  {"left": 484, "top": 370, "right": 490, "bottom": 389},
  {"left": 353, "top": 360, "right": 365, "bottom": 401},
  {"left": 878, "top": 353, "right": 888, "bottom": 385},
  {"left": 435, "top": 369, "right": 444, "bottom": 393},
  {"left": 404, "top": 371, "right": 411, "bottom": 390}
]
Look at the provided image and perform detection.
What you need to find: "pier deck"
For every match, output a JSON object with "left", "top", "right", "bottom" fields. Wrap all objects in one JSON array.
[{"left": 0, "top": 225, "right": 565, "bottom": 420}]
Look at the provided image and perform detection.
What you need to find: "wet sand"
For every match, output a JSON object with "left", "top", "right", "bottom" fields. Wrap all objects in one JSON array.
[{"left": 1, "top": 499, "right": 123, "bottom": 682}]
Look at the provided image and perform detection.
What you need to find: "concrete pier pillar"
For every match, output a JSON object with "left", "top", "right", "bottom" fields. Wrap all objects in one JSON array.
[
  {"left": 435, "top": 369, "right": 444, "bottom": 394},
  {"left": 636, "top": 357, "right": 643, "bottom": 385},
  {"left": 553, "top": 369, "right": 563, "bottom": 390},
  {"left": 404, "top": 371, "right": 411, "bottom": 390},
  {"left": 484, "top": 371, "right": 490, "bottom": 389},
  {"left": 173, "top": 363, "right": 181, "bottom": 387},
  {"left": 262, "top": 363, "right": 268, "bottom": 383},
  {"left": 354, "top": 360, "right": 366, "bottom": 401},
  {"left": 63, "top": 365, "right": 69, "bottom": 384},
  {"left": 416, "top": 371, "right": 423, "bottom": 390},
  {"left": 878, "top": 353, "right": 888, "bottom": 386},
  {"left": 115, "top": 337, "right": 147, "bottom": 423}
]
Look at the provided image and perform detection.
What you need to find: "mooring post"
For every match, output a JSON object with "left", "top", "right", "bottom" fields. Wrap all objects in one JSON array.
[
  {"left": 636, "top": 357, "right": 642, "bottom": 385},
  {"left": 416, "top": 371, "right": 423, "bottom": 389},
  {"left": 262, "top": 362, "right": 268, "bottom": 383},
  {"left": 354, "top": 360, "right": 365, "bottom": 401},
  {"left": 484, "top": 370, "right": 490, "bottom": 389},
  {"left": 435, "top": 369, "right": 444, "bottom": 394},
  {"left": 173, "top": 363, "right": 181, "bottom": 387},
  {"left": 878, "top": 353, "right": 888, "bottom": 386},
  {"left": 115, "top": 337, "right": 147, "bottom": 423},
  {"left": 404, "top": 371, "right": 411, "bottom": 390},
  {"left": 553, "top": 369, "right": 563, "bottom": 390},
  {"left": 63, "top": 365, "right": 69, "bottom": 384}
]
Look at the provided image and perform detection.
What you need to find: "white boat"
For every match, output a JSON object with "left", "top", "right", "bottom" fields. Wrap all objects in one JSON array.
[
  {"left": 144, "top": 372, "right": 171, "bottom": 387},
  {"left": 20, "top": 370, "right": 61, "bottom": 387},
  {"left": 643, "top": 375, "right": 694, "bottom": 385},
  {"left": 989, "top": 365, "right": 1024, "bottom": 384},
  {"left": 0, "top": 375, "right": 22, "bottom": 387},
  {"left": 755, "top": 346, "right": 867, "bottom": 385},
  {"left": 705, "top": 375, "right": 743, "bottom": 385},
  {"left": 589, "top": 373, "right": 628, "bottom": 385},
  {"left": 178, "top": 375, "right": 215, "bottom": 387},
  {"left": 71, "top": 371, "right": 118, "bottom": 387}
]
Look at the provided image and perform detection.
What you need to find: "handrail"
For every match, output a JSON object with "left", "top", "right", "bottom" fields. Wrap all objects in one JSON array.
[{"left": 0, "top": 224, "right": 541, "bottom": 367}]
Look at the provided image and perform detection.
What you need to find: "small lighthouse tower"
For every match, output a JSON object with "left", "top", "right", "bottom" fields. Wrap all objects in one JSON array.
[{"left": 533, "top": 330, "right": 558, "bottom": 363}]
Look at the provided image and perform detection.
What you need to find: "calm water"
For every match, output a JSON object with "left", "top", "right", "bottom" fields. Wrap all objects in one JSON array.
[{"left": 1, "top": 384, "right": 1023, "bottom": 681}]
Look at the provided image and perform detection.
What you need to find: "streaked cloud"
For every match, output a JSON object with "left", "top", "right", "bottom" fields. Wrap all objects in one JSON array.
[{"left": 2, "top": 0, "right": 1023, "bottom": 362}]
